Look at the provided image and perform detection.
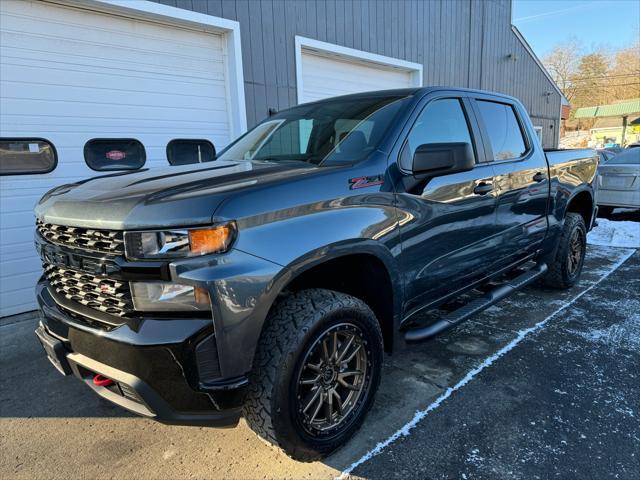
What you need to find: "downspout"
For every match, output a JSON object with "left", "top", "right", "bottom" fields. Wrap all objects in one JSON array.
[{"left": 621, "top": 115, "right": 628, "bottom": 146}]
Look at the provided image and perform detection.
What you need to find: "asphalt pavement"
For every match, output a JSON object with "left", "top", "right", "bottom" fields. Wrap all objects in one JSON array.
[{"left": 1, "top": 244, "right": 638, "bottom": 480}]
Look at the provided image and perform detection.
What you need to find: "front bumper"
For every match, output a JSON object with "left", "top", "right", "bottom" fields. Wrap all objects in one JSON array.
[{"left": 36, "top": 282, "right": 246, "bottom": 427}]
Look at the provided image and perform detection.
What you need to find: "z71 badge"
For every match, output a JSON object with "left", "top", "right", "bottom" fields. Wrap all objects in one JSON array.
[{"left": 349, "top": 175, "right": 384, "bottom": 190}]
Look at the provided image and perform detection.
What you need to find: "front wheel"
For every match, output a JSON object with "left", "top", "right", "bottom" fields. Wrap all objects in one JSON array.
[
  {"left": 243, "top": 289, "right": 383, "bottom": 461},
  {"left": 543, "top": 212, "right": 587, "bottom": 289}
]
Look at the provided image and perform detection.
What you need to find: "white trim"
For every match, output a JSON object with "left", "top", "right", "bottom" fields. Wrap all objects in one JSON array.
[
  {"left": 294, "top": 36, "right": 423, "bottom": 105},
  {"left": 533, "top": 125, "right": 543, "bottom": 142},
  {"left": 47, "top": 0, "right": 247, "bottom": 137},
  {"left": 511, "top": 25, "right": 567, "bottom": 104}
]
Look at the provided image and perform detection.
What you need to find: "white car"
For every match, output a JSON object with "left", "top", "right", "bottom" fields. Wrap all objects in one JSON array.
[{"left": 597, "top": 148, "right": 640, "bottom": 215}]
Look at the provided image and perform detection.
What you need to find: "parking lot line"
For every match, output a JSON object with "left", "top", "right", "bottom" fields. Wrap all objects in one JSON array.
[{"left": 337, "top": 247, "right": 636, "bottom": 479}]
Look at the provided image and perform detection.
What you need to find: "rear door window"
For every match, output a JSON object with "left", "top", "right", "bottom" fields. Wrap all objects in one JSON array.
[
  {"left": 167, "top": 139, "right": 216, "bottom": 165},
  {"left": 476, "top": 100, "right": 528, "bottom": 161},
  {"left": 84, "top": 139, "right": 145, "bottom": 171},
  {"left": 0, "top": 138, "right": 57, "bottom": 175}
]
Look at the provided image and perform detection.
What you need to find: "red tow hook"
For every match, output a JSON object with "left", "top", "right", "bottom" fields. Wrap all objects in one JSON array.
[{"left": 93, "top": 374, "right": 114, "bottom": 387}]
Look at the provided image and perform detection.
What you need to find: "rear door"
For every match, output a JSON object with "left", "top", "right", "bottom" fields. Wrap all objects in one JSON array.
[
  {"left": 395, "top": 94, "right": 501, "bottom": 314},
  {"left": 472, "top": 97, "right": 549, "bottom": 265}
]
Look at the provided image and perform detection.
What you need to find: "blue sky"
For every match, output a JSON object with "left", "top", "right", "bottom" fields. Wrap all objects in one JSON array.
[{"left": 512, "top": 0, "right": 639, "bottom": 57}]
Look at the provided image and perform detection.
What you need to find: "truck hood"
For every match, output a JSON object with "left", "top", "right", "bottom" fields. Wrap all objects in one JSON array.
[{"left": 35, "top": 160, "right": 316, "bottom": 229}]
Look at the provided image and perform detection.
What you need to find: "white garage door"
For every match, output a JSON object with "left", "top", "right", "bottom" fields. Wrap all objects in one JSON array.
[
  {"left": 299, "top": 47, "right": 420, "bottom": 104},
  {"left": 0, "top": 0, "right": 236, "bottom": 316}
]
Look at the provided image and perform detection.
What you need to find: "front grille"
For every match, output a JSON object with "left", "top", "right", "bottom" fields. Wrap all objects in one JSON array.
[
  {"left": 37, "top": 220, "right": 124, "bottom": 255},
  {"left": 43, "top": 263, "right": 134, "bottom": 318}
]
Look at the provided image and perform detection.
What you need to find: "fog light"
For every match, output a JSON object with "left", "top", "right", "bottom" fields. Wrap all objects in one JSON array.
[{"left": 131, "top": 282, "right": 211, "bottom": 312}]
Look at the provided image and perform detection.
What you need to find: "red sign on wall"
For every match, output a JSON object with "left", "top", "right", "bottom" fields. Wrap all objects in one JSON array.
[{"left": 105, "top": 150, "right": 126, "bottom": 161}]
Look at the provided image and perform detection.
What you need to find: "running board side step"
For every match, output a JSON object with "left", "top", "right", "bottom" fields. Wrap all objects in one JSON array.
[{"left": 404, "top": 263, "right": 548, "bottom": 344}]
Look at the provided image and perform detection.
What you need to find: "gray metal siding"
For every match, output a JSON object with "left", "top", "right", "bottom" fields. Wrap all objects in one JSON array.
[{"left": 153, "top": 0, "right": 561, "bottom": 147}]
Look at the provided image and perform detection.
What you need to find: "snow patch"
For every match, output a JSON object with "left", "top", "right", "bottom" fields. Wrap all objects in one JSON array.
[
  {"left": 588, "top": 218, "right": 639, "bottom": 248},
  {"left": 465, "top": 448, "right": 485, "bottom": 467},
  {"left": 572, "top": 315, "right": 640, "bottom": 351}
]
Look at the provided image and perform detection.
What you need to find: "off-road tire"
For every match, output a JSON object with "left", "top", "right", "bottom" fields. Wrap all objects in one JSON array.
[
  {"left": 543, "top": 212, "right": 587, "bottom": 289},
  {"left": 243, "top": 288, "right": 383, "bottom": 462}
]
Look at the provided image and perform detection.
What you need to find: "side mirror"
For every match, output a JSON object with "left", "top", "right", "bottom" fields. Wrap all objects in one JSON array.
[{"left": 412, "top": 142, "right": 475, "bottom": 177}]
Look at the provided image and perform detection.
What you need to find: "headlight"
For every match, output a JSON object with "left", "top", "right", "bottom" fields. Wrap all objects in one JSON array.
[
  {"left": 124, "top": 222, "right": 236, "bottom": 260},
  {"left": 131, "top": 282, "right": 211, "bottom": 311}
]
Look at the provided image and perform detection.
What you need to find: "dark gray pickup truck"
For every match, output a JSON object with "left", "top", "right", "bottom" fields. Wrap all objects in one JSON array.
[{"left": 33, "top": 87, "right": 598, "bottom": 461}]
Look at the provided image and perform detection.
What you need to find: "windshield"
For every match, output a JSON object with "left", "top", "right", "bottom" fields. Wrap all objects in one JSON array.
[{"left": 217, "top": 95, "right": 410, "bottom": 165}]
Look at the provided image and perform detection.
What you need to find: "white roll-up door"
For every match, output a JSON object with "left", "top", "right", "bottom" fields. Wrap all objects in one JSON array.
[
  {"left": 0, "top": 0, "right": 238, "bottom": 316},
  {"left": 298, "top": 45, "right": 420, "bottom": 104}
]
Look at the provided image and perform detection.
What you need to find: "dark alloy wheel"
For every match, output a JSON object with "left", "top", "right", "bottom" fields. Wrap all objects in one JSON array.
[
  {"left": 243, "top": 289, "right": 383, "bottom": 461},
  {"left": 543, "top": 212, "right": 587, "bottom": 289},
  {"left": 566, "top": 227, "right": 585, "bottom": 278},
  {"left": 295, "top": 322, "right": 372, "bottom": 436}
]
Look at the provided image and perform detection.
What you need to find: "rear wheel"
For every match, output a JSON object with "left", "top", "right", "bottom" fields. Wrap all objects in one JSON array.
[
  {"left": 543, "top": 212, "right": 587, "bottom": 289},
  {"left": 243, "top": 289, "right": 383, "bottom": 461}
]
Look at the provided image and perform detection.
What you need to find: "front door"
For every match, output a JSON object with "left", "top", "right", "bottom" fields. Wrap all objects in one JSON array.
[{"left": 395, "top": 97, "right": 501, "bottom": 316}]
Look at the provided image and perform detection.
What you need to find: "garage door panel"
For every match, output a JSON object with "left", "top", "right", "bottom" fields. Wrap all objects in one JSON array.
[
  {"left": 1, "top": 211, "right": 41, "bottom": 229},
  {"left": 0, "top": 0, "right": 235, "bottom": 316},
  {"left": 300, "top": 50, "right": 416, "bottom": 103},
  {"left": 3, "top": 115, "right": 229, "bottom": 132},
  {"left": 2, "top": 89, "right": 227, "bottom": 118},
  {"left": 2, "top": 3, "right": 225, "bottom": 55},
  {"left": 1, "top": 98, "right": 229, "bottom": 121},
  {"left": 0, "top": 288, "right": 39, "bottom": 317},
  {"left": 0, "top": 196, "right": 43, "bottom": 214},
  {"left": 1, "top": 54, "right": 225, "bottom": 87},
  {"left": 0, "top": 244, "right": 40, "bottom": 262},
  {"left": 2, "top": 36, "right": 224, "bottom": 76},
  {"left": 1, "top": 63, "right": 224, "bottom": 97},
  {"left": 0, "top": 226, "right": 37, "bottom": 249},
  {"left": 0, "top": 257, "right": 41, "bottom": 280}
]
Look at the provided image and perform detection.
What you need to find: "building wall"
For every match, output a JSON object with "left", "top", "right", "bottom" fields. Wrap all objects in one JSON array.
[{"left": 154, "top": 0, "right": 562, "bottom": 147}]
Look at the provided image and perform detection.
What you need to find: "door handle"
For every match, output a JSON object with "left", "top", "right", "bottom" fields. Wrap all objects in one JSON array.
[
  {"left": 473, "top": 182, "right": 493, "bottom": 195},
  {"left": 533, "top": 172, "right": 547, "bottom": 182}
]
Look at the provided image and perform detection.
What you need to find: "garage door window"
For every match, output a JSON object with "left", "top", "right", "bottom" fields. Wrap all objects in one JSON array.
[
  {"left": 84, "top": 139, "right": 146, "bottom": 171},
  {"left": 167, "top": 139, "right": 216, "bottom": 166},
  {"left": 0, "top": 138, "right": 57, "bottom": 175}
]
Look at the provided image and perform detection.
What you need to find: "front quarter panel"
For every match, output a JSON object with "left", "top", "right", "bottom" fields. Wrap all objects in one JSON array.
[{"left": 175, "top": 161, "right": 403, "bottom": 378}]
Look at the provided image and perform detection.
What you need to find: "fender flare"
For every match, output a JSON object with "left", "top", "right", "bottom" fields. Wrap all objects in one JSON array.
[
  {"left": 563, "top": 186, "right": 595, "bottom": 224},
  {"left": 267, "top": 238, "right": 401, "bottom": 314}
]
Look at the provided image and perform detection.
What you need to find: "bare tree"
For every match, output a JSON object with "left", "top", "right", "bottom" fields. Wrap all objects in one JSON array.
[
  {"left": 571, "top": 51, "right": 611, "bottom": 108},
  {"left": 607, "top": 41, "right": 640, "bottom": 101},
  {"left": 543, "top": 39, "right": 583, "bottom": 102}
]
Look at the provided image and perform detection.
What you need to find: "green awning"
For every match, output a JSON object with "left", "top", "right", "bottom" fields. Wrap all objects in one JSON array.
[{"left": 574, "top": 99, "right": 640, "bottom": 118}]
